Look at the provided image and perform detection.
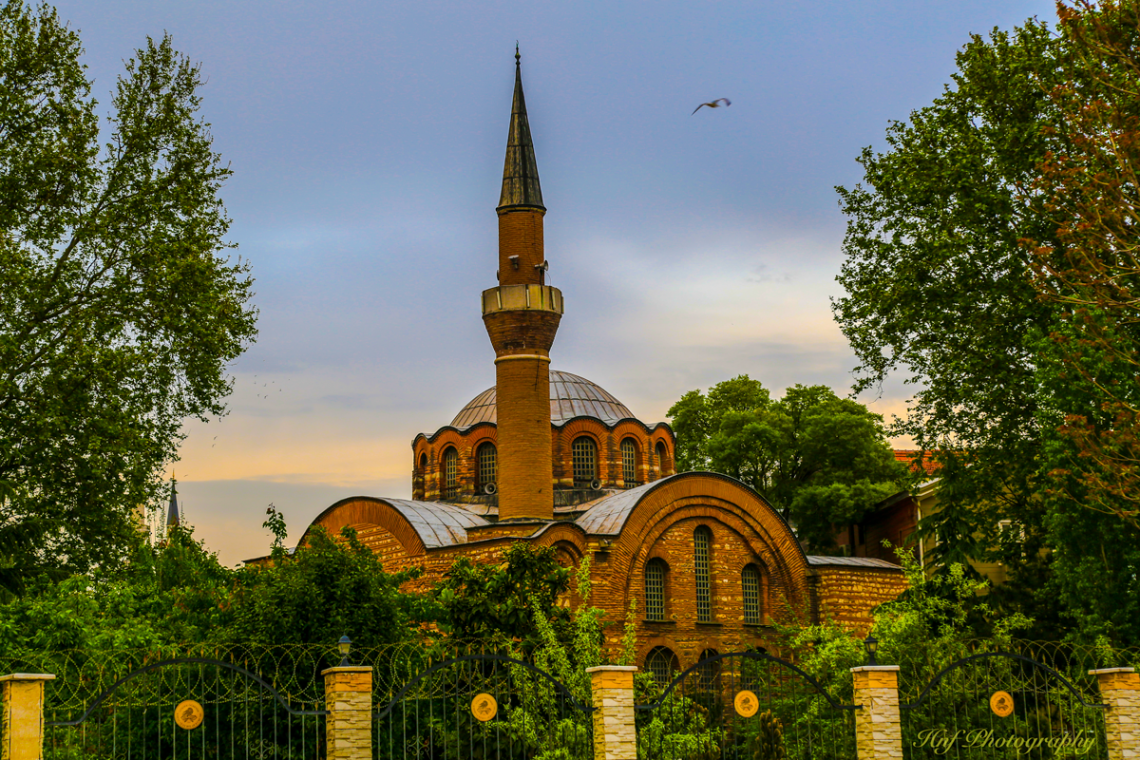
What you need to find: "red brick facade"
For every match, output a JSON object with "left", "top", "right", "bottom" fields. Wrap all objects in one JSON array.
[{"left": 294, "top": 56, "right": 905, "bottom": 676}]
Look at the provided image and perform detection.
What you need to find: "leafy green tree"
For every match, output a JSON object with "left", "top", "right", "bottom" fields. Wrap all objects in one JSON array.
[
  {"left": 0, "top": 525, "right": 235, "bottom": 655},
  {"left": 833, "top": 19, "right": 1065, "bottom": 574},
  {"left": 228, "top": 525, "right": 425, "bottom": 648},
  {"left": 833, "top": 5, "right": 1140, "bottom": 644},
  {"left": 0, "top": 0, "right": 257, "bottom": 594},
  {"left": 433, "top": 542, "right": 572, "bottom": 648},
  {"left": 1022, "top": 0, "right": 1140, "bottom": 643},
  {"left": 667, "top": 376, "right": 905, "bottom": 551}
]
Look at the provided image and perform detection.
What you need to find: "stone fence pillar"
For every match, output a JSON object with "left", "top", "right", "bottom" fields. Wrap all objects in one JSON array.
[
  {"left": 322, "top": 666, "right": 372, "bottom": 760},
  {"left": 1, "top": 673, "right": 55, "bottom": 760},
  {"left": 851, "top": 665, "right": 902, "bottom": 760},
  {"left": 1090, "top": 667, "right": 1139, "bottom": 760},
  {"left": 586, "top": 665, "right": 637, "bottom": 760}
]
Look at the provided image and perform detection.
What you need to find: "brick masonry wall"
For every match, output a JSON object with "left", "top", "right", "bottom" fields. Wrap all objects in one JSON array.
[
  {"left": 497, "top": 209, "right": 545, "bottom": 287},
  {"left": 306, "top": 476, "right": 903, "bottom": 674},
  {"left": 814, "top": 566, "right": 909, "bottom": 636},
  {"left": 495, "top": 356, "right": 554, "bottom": 520}
]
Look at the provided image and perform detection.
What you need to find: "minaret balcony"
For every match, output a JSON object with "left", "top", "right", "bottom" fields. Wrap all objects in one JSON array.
[{"left": 481, "top": 284, "right": 563, "bottom": 316}]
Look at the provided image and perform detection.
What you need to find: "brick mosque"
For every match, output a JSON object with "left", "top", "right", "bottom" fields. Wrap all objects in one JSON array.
[{"left": 293, "top": 53, "right": 906, "bottom": 682}]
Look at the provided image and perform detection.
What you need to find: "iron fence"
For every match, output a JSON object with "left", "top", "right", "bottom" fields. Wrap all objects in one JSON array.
[
  {"left": 635, "top": 650, "right": 859, "bottom": 760},
  {"left": 371, "top": 653, "right": 594, "bottom": 760},
  {"left": 894, "top": 640, "right": 1138, "bottom": 760}
]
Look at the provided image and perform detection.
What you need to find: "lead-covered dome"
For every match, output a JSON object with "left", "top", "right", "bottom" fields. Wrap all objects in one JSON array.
[{"left": 451, "top": 370, "right": 634, "bottom": 429}]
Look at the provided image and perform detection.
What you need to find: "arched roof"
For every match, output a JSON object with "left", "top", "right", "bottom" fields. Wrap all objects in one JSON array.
[
  {"left": 574, "top": 472, "right": 805, "bottom": 562},
  {"left": 302, "top": 496, "right": 489, "bottom": 551},
  {"left": 451, "top": 370, "right": 635, "bottom": 429}
]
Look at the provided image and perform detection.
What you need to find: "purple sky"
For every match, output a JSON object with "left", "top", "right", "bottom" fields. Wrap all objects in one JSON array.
[{"left": 53, "top": 0, "right": 1056, "bottom": 565}]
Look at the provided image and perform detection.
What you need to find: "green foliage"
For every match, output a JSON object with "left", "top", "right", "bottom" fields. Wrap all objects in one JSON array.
[
  {"left": 833, "top": 17, "right": 1064, "bottom": 577},
  {"left": 0, "top": 526, "right": 235, "bottom": 655},
  {"left": 668, "top": 376, "right": 905, "bottom": 551},
  {"left": 433, "top": 542, "right": 571, "bottom": 648},
  {"left": 748, "top": 710, "right": 786, "bottom": 760},
  {"left": 833, "top": 5, "right": 1140, "bottom": 645},
  {"left": 0, "top": 0, "right": 257, "bottom": 594},
  {"left": 228, "top": 526, "right": 424, "bottom": 648}
]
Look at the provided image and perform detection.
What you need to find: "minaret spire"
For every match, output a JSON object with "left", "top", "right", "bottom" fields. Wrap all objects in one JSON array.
[
  {"left": 166, "top": 476, "right": 180, "bottom": 530},
  {"left": 498, "top": 46, "right": 544, "bottom": 211},
  {"left": 482, "top": 50, "right": 563, "bottom": 523}
]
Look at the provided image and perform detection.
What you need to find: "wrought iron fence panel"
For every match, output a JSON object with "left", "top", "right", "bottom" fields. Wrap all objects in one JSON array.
[
  {"left": 28, "top": 655, "right": 327, "bottom": 760},
  {"left": 371, "top": 653, "right": 594, "bottom": 760},
  {"left": 635, "top": 651, "right": 859, "bottom": 760},
  {"left": 897, "top": 642, "right": 1116, "bottom": 760}
]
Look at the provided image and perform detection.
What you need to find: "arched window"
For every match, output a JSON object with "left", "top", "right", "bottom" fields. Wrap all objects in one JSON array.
[
  {"left": 476, "top": 442, "right": 497, "bottom": 491},
  {"left": 419, "top": 453, "right": 428, "bottom": 470},
  {"left": 656, "top": 441, "right": 669, "bottom": 474},
  {"left": 442, "top": 447, "right": 459, "bottom": 499},
  {"left": 572, "top": 436, "right": 597, "bottom": 485},
  {"left": 645, "top": 559, "right": 666, "bottom": 621},
  {"left": 697, "top": 648, "right": 721, "bottom": 693},
  {"left": 694, "top": 526, "right": 713, "bottom": 622},
  {"left": 742, "top": 564, "right": 762, "bottom": 624},
  {"left": 621, "top": 438, "right": 638, "bottom": 487},
  {"left": 645, "top": 646, "right": 679, "bottom": 687}
]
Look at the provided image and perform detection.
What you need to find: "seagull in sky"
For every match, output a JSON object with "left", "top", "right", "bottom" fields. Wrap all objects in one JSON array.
[{"left": 692, "top": 98, "right": 731, "bottom": 115}]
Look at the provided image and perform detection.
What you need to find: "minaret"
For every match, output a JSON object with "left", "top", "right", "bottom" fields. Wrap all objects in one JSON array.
[
  {"left": 166, "top": 477, "right": 181, "bottom": 531},
  {"left": 482, "top": 49, "right": 563, "bottom": 522}
]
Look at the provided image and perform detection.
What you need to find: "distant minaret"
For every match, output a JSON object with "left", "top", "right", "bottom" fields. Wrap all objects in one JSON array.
[
  {"left": 482, "top": 48, "right": 563, "bottom": 522},
  {"left": 166, "top": 478, "right": 181, "bottom": 531}
]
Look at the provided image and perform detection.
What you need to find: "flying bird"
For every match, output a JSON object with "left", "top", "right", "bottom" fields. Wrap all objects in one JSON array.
[{"left": 692, "top": 98, "right": 731, "bottom": 115}]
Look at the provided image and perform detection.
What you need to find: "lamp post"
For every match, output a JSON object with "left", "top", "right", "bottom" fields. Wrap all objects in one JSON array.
[
  {"left": 338, "top": 635, "right": 352, "bottom": 667},
  {"left": 864, "top": 633, "right": 878, "bottom": 667}
]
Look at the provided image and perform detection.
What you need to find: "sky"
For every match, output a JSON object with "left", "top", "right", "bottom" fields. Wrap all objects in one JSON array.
[{"left": 53, "top": 0, "right": 1057, "bottom": 566}]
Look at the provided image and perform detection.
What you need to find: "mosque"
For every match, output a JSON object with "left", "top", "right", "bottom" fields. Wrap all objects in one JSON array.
[{"left": 283, "top": 54, "right": 904, "bottom": 681}]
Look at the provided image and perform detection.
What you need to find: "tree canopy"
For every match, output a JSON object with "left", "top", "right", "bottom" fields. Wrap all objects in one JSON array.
[
  {"left": 0, "top": 0, "right": 257, "bottom": 593},
  {"left": 834, "top": 3, "right": 1140, "bottom": 644},
  {"left": 667, "top": 376, "right": 905, "bottom": 552}
]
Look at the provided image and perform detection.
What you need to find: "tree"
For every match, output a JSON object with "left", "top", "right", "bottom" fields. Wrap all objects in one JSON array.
[
  {"left": 1026, "top": 0, "right": 1140, "bottom": 530},
  {"left": 0, "top": 1, "right": 256, "bottom": 593},
  {"left": 832, "top": 6, "right": 1140, "bottom": 644},
  {"left": 433, "top": 542, "right": 572, "bottom": 648},
  {"left": 667, "top": 376, "right": 905, "bottom": 552},
  {"left": 228, "top": 525, "right": 425, "bottom": 648},
  {"left": 1023, "top": 0, "right": 1140, "bottom": 643}
]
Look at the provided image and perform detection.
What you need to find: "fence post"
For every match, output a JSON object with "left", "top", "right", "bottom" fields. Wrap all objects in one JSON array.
[
  {"left": 851, "top": 665, "right": 902, "bottom": 760},
  {"left": 322, "top": 666, "right": 372, "bottom": 760},
  {"left": 1, "top": 673, "right": 55, "bottom": 760},
  {"left": 586, "top": 665, "right": 637, "bottom": 760},
  {"left": 1090, "top": 667, "right": 1139, "bottom": 760}
]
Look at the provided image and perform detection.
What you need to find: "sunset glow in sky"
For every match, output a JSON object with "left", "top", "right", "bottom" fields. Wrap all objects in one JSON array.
[{"left": 54, "top": 0, "right": 1056, "bottom": 565}]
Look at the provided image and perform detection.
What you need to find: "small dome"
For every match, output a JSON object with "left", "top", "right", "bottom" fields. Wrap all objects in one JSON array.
[{"left": 451, "top": 370, "right": 635, "bottom": 429}]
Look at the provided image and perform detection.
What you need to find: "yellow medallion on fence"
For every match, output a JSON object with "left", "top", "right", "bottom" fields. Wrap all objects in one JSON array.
[
  {"left": 990, "top": 690, "right": 1014, "bottom": 718},
  {"left": 734, "top": 690, "right": 759, "bottom": 718},
  {"left": 175, "top": 700, "right": 204, "bottom": 730},
  {"left": 471, "top": 693, "right": 498, "bottom": 722}
]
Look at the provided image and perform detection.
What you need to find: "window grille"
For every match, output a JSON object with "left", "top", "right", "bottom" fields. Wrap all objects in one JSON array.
[
  {"left": 443, "top": 447, "right": 458, "bottom": 499},
  {"left": 572, "top": 437, "right": 596, "bottom": 485},
  {"left": 697, "top": 648, "right": 720, "bottom": 693},
  {"left": 645, "top": 559, "right": 666, "bottom": 621},
  {"left": 742, "top": 565, "right": 761, "bottom": 624},
  {"left": 694, "top": 526, "right": 712, "bottom": 622},
  {"left": 621, "top": 439, "right": 637, "bottom": 486},
  {"left": 645, "top": 646, "right": 678, "bottom": 686},
  {"left": 476, "top": 443, "right": 496, "bottom": 489}
]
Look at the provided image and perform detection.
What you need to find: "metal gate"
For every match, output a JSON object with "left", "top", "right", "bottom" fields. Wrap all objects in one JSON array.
[
  {"left": 635, "top": 650, "right": 859, "bottom": 760},
  {"left": 371, "top": 653, "right": 594, "bottom": 760},
  {"left": 42, "top": 655, "right": 327, "bottom": 759},
  {"left": 900, "top": 650, "right": 1108, "bottom": 759}
]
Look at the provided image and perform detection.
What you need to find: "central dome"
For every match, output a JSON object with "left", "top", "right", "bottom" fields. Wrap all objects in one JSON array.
[{"left": 451, "top": 370, "right": 634, "bottom": 429}]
